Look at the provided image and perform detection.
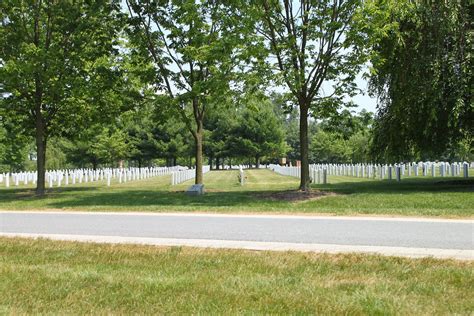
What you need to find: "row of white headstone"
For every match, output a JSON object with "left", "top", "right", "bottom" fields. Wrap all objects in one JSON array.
[
  {"left": 269, "top": 161, "right": 470, "bottom": 183},
  {"left": 269, "top": 164, "right": 328, "bottom": 184},
  {"left": 0, "top": 166, "right": 185, "bottom": 188},
  {"left": 314, "top": 161, "right": 470, "bottom": 181},
  {"left": 170, "top": 165, "right": 211, "bottom": 185}
]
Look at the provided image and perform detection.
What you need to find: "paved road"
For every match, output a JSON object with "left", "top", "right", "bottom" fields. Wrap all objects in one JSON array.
[{"left": 1, "top": 212, "right": 472, "bottom": 251}]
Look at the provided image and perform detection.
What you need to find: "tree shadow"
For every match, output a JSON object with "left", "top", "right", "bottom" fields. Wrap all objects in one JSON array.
[
  {"left": 0, "top": 187, "right": 100, "bottom": 202},
  {"left": 314, "top": 177, "right": 474, "bottom": 194},
  {"left": 46, "top": 190, "right": 280, "bottom": 209}
]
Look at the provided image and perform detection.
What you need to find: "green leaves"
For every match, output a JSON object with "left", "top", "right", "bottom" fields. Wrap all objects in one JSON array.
[
  {"left": 0, "top": 0, "right": 124, "bottom": 136},
  {"left": 367, "top": 0, "right": 472, "bottom": 161}
]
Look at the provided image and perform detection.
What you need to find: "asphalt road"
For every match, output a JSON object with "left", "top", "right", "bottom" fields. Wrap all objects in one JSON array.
[{"left": 1, "top": 212, "right": 472, "bottom": 251}]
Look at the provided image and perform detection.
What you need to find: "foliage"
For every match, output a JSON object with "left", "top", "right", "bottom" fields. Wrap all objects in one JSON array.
[
  {"left": 310, "top": 130, "right": 350, "bottom": 163},
  {"left": 150, "top": 112, "right": 192, "bottom": 166},
  {"left": 204, "top": 104, "right": 236, "bottom": 168},
  {"left": 0, "top": 109, "right": 31, "bottom": 172},
  {"left": 45, "top": 138, "right": 68, "bottom": 171},
  {"left": 319, "top": 109, "right": 373, "bottom": 140},
  {"left": 61, "top": 137, "right": 102, "bottom": 169},
  {"left": 311, "top": 109, "right": 373, "bottom": 163},
  {"left": 367, "top": 0, "right": 473, "bottom": 161},
  {"left": 227, "top": 99, "right": 288, "bottom": 166},
  {"left": 89, "top": 128, "right": 130, "bottom": 167}
]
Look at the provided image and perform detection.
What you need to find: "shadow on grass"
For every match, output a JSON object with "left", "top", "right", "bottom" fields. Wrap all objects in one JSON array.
[
  {"left": 47, "top": 190, "right": 274, "bottom": 209},
  {"left": 314, "top": 177, "right": 474, "bottom": 194},
  {"left": 0, "top": 187, "right": 101, "bottom": 202},
  {"left": 37, "top": 178, "right": 473, "bottom": 210}
]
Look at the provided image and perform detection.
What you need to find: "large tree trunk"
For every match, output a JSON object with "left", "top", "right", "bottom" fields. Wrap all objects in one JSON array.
[
  {"left": 191, "top": 97, "right": 204, "bottom": 185},
  {"left": 299, "top": 105, "right": 310, "bottom": 191},
  {"left": 194, "top": 120, "right": 204, "bottom": 184},
  {"left": 255, "top": 156, "right": 260, "bottom": 169},
  {"left": 35, "top": 115, "right": 47, "bottom": 196}
]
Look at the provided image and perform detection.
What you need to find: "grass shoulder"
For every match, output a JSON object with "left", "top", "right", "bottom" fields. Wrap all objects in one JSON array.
[{"left": 1, "top": 237, "right": 472, "bottom": 314}]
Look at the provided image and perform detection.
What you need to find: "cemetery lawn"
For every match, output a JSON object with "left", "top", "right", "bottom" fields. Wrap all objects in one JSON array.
[
  {"left": 0, "top": 169, "right": 472, "bottom": 218},
  {"left": 1, "top": 237, "right": 473, "bottom": 314}
]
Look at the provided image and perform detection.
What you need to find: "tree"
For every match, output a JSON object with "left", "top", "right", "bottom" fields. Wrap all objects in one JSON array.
[
  {"left": 45, "top": 138, "right": 68, "bottom": 170},
  {"left": 125, "top": 0, "right": 254, "bottom": 185},
  {"left": 367, "top": 0, "right": 472, "bottom": 161},
  {"left": 0, "top": 1, "right": 123, "bottom": 195},
  {"left": 151, "top": 113, "right": 191, "bottom": 167},
  {"left": 90, "top": 128, "right": 130, "bottom": 167},
  {"left": 228, "top": 99, "right": 288, "bottom": 167},
  {"left": 204, "top": 105, "right": 236, "bottom": 169},
  {"left": 61, "top": 137, "right": 102, "bottom": 169},
  {"left": 319, "top": 109, "right": 373, "bottom": 140},
  {"left": 347, "top": 131, "right": 371, "bottom": 162},
  {"left": 0, "top": 99, "right": 31, "bottom": 172},
  {"left": 310, "top": 130, "right": 350, "bottom": 163},
  {"left": 258, "top": 0, "right": 369, "bottom": 190},
  {"left": 122, "top": 105, "right": 159, "bottom": 168}
]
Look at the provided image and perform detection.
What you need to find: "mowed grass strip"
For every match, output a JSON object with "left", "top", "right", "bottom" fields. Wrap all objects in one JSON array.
[
  {"left": 0, "top": 237, "right": 472, "bottom": 314},
  {"left": 0, "top": 169, "right": 472, "bottom": 217}
]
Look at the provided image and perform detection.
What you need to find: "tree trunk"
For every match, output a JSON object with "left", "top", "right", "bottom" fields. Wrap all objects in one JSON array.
[
  {"left": 190, "top": 96, "right": 204, "bottom": 184},
  {"left": 193, "top": 112, "right": 204, "bottom": 184},
  {"left": 35, "top": 115, "right": 47, "bottom": 196},
  {"left": 299, "top": 105, "right": 310, "bottom": 191},
  {"left": 216, "top": 157, "right": 220, "bottom": 170},
  {"left": 194, "top": 126, "right": 203, "bottom": 184},
  {"left": 255, "top": 156, "right": 260, "bottom": 169}
]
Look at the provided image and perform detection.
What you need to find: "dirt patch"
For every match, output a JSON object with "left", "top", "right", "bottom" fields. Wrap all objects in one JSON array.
[{"left": 260, "top": 190, "right": 341, "bottom": 202}]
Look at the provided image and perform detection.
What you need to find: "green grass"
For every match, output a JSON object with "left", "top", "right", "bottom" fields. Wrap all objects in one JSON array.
[
  {"left": 1, "top": 237, "right": 472, "bottom": 314},
  {"left": 0, "top": 169, "right": 472, "bottom": 217}
]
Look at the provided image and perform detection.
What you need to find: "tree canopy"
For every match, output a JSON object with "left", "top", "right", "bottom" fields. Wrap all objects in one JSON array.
[{"left": 367, "top": 0, "right": 473, "bottom": 161}]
